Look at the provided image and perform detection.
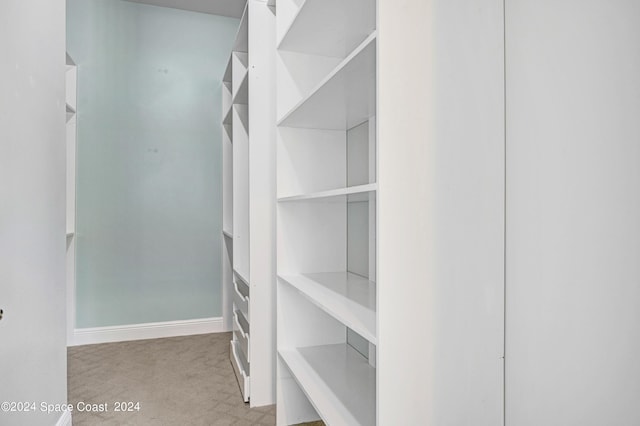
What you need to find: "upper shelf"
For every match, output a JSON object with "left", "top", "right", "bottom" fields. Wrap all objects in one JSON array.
[
  {"left": 278, "top": 183, "right": 377, "bottom": 203},
  {"left": 278, "top": 33, "right": 376, "bottom": 130},
  {"left": 279, "top": 272, "right": 376, "bottom": 344},
  {"left": 277, "top": 0, "right": 376, "bottom": 59},
  {"left": 279, "top": 343, "right": 376, "bottom": 426},
  {"left": 232, "top": 3, "right": 249, "bottom": 53}
]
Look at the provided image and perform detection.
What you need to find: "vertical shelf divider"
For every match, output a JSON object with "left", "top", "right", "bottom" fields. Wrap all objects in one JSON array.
[{"left": 222, "top": 0, "right": 277, "bottom": 408}]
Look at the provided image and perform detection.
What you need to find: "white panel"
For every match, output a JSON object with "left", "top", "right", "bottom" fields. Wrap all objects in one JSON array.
[
  {"left": 279, "top": 272, "right": 376, "bottom": 344},
  {"left": 277, "top": 279, "right": 346, "bottom": 350},
  {"left": 277, "top": 127, "right": 345, "bottom": 198},
  {"left": 66, "top": 117, "right": 77, "bottom": 235},
  {"left": 276, "top": 50, "right": 341, "bottom": 121},
  {"left": 275, "top": 0, "right": 305, "bottom": 49},
  {"left": 279, "top": 344, "right": 376, "bottom": 426},
  {"left": 221, "top": 236, "right": 234, "bottom": 331},
  {"left": 278, "top": 184, "right": 376, "bottom": 202},
  {"left": 222, "top": 124, "right": 233, "bottom": 235},
  {"left": 346, "top": 328, "right": 370, "bottom": 359},
  {"left": 66, "top": 236, "right": 76, "bottom": 345},
  {"left": 232, "top": 273, "right": 249, "bottom": 319},
  {"left": 123, "top": 0, "right": 246, "bottom": 18},
  {"left": 347, "top": 201, "right": 369, "bottom": 278},
  {"left": 232, "top": 4, "right": 248, "bottom": 52},
  {"left": 277, "top": 201, "right": 346, "bottom": 274},
  {"left": 378, "top": 0, "right": 505, "bottom": 425},
  {"left": 347, "top": 121, "right": 370, "bottom": 187},
  {"left": 232, "top": 104, "right": 250, "bottom": 280},
  {"left": 506, "top": 1, "right": 640, "bottom": 425},
  {"left": 230, "top": 341, "right": 251, "bottom": 402},
  {"left": 278, "top": 35, "right": 377, "bottom": 130},
  {"left": 247, "top": 0, "right": 278, "bottom": 407},
  {"left": 277, "top": 0, "right": 376, "bottom": 58},
  {"left": 277, "top": 358, "right": 320, "bottom": 425},
  {"left": 0, "top": 0, "right": 67, "bottom": 423},
  {"left": 223, "top": 56, "right": 232, "bottom": 82},
  {"left": 367, "top": 119, "right": 376, "bottom": 283},
  {"left": 222, "top": 81, "right": 232, "bottom": 118}
]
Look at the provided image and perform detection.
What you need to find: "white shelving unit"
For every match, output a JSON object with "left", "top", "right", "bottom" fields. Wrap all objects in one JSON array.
[
  {"left": 278, "top": 272, "right": 376, "bottom": 344},
  {"left": 222, "top": 0, "right": 277, "bottom": 407},
  {"left": 66, "top": 53, "right": 78, "bottom": 345},
  {"left": 279, "top": 344, "right": 376, "bottom": 426},
  {"left": 275, "top": 0, "right": 378, "bottom": 424}
]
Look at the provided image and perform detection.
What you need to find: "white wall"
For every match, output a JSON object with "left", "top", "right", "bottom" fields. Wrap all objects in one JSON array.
[
  {"left": 67, "top": 0, "right": 239, "bottom": 329},
  {"left": 0, "top": 0, "right": 68, "bottom": 425},
  {"left": 506, "top": 1, "right": 640, "bottom": 424},
  {"left": 378, "top": 1, "right": 505, "bottom": 424}
]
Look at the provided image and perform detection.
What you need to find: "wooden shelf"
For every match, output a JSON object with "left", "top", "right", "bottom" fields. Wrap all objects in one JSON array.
[
  {"left": 278, "top": 33, "right": 376, "bottom": 130},
  {"left": 278, "top": 183, "right": 377, "bottom": 203},
  {"left": 279, "top": 343, "right": 375, "bottom": 426},
  {"left": 277, "top": 0, "right": 376, "bottom": 59},
  {"left": 279, "top": 272, "right": 376, "bottom": 344}
]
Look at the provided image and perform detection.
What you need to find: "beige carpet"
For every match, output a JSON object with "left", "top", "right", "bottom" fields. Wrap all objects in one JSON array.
[{"left": 68, "top": 333, "right": 276, "bottom": 425}]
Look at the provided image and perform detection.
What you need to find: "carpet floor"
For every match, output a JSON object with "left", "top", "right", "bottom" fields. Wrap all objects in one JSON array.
[{"left": 67, "top": 333, "right": 276, "bottom": 425}]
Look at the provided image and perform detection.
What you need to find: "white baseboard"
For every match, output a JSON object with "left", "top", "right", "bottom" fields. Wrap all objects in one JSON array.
[
  {"left": 55, "top": 410, "right": 72, "bottom": 426},
  {"left": 69, "top": 317, "right": 227, "bottom": 346}
]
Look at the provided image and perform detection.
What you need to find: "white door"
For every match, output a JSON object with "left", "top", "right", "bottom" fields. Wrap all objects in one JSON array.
[
  {"left": 0, "top": 1, "right": 68, "bottom": 425},
  {"left": 506, "top": 1, "right": 640, "bottom": 424}
]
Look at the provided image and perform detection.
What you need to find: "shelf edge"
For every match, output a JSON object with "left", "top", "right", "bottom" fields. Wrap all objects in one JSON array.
[
  {"left": 277, "top": 31, "right": 377, "bottom": 127},
  {"left": 278, "top": 183, "right": 377, "bottom": 203}
]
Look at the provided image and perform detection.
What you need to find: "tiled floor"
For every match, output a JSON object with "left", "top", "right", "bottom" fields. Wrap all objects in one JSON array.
[{"left": 67, "top": 333, "right": 276, "bottom": 425}]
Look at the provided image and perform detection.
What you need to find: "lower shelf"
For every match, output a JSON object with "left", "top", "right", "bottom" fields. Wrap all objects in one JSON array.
[
  {"left": 233, "top": 307, "right": 250, "bottom": 359},
  {"left": 230, "top": 340, "right": 250, "bottom": 402},
  {"left": 279, "top": 343, "right": 375, "bottom": 426}
]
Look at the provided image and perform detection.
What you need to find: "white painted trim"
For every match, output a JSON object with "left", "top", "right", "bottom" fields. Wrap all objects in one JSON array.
[
  {"left": 69, "top": 317, "right": 227, "bottom": 346},
  {"left": 55, "top": 409, "right": 72, "bottom": 426}
]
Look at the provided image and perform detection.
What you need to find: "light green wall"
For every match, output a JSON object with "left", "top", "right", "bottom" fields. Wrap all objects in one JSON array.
[{"left": 67, "top": 0, "right": 238, "bottom": 327}]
